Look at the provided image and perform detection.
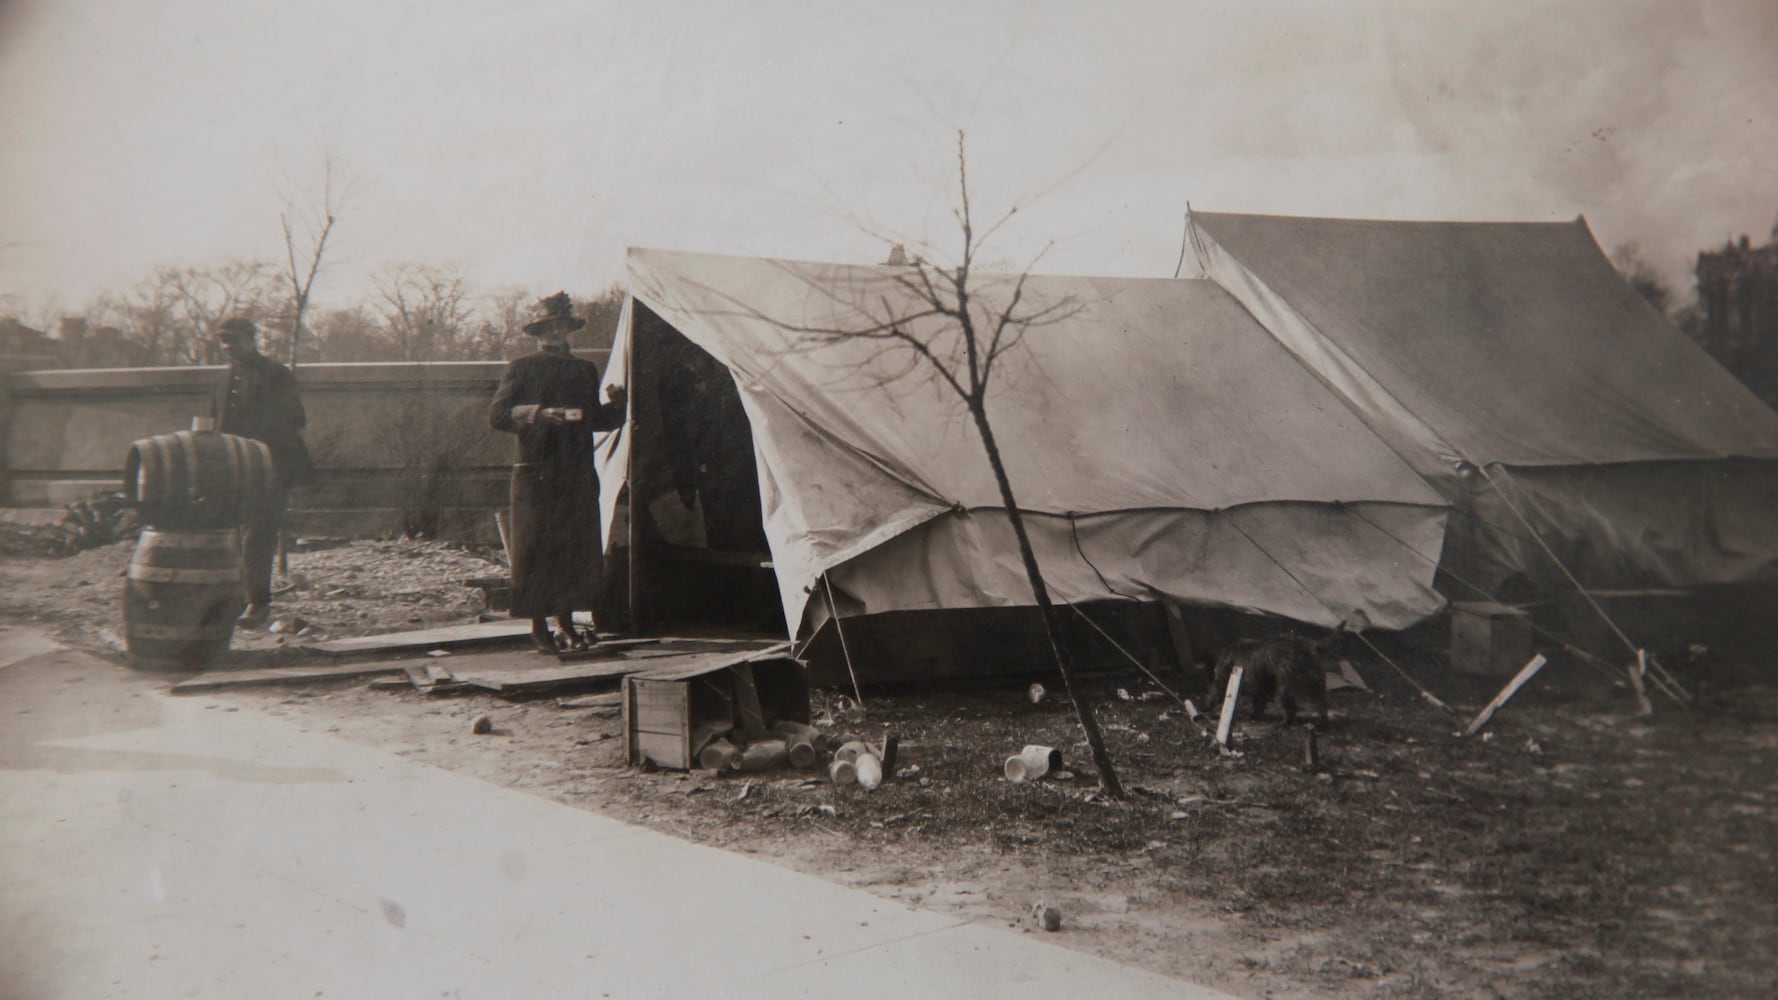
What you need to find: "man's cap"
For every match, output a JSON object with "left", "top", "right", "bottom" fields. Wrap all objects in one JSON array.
[
  {"left": 523, "top": 292, "right": 586, "bottom": 335},
  {"left": 216, "top": 317, "right": 258, "bottom": 341}
]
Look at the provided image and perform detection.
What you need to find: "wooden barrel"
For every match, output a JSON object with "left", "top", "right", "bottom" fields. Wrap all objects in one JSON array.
[
  {"left": 122, "top": 528, "right": 246, "bottom": 671},
  {"left": 122, "top": 430, "right": 276, "bottom": 530}
]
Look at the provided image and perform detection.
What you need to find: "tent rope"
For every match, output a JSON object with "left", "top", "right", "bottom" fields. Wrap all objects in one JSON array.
[
  {"left": 1173, "top": 211, "right": 1193, "bottom": 280},
  {"left": 1216, "top": 509, "right": 1458, "bottom": 715},
  {"left": 1191, "top": 237, "right": 1677, "bottom": 707},
  {"left": 1343, "top": 506, "right": 1653, "bottom": 692},
  {"left": 1063, "top": 601, "right": 1192, "bottom": 708},
  {"left": 1470, "top": 466, "right": 1690, "bottom": 704},
  {"left": 1067, "top": 512, "right": 1138, "bottom": 600},
  {"left": 820, "top": 574, "right": 866, "bottom": 711}
]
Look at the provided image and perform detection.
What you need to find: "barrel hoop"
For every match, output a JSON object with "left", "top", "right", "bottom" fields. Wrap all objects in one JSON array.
[
  {"left": 179, "top": 430, "right": 201, "bottom": 510},
  {"left": 149, "top": 433, "right": 177, "bottom": 510},
  {"left": 136, "top": 530, "right": 238, "bottom": 550},
  {"left": 127, "top": 623, "right": 238, "bottom": 640},
  {"left": 127, "top": 565, "right": 243, "bottom": 584},
  {"left": 134, "top": 440, "right": 156, "bottom": 508}
]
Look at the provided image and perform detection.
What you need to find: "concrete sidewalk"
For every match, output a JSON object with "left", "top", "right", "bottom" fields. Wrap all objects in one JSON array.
[{"left": 0, "top": 627, "right": 1235, "bottom": 999}]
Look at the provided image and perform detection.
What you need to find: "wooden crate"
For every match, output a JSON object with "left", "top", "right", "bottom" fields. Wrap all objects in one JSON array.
[
  {"left": 1450, "top": 601, "right": 1534, "bottom": 676},
  {"left": 624, "top": 650, "right": 809, "bottom": 770}
]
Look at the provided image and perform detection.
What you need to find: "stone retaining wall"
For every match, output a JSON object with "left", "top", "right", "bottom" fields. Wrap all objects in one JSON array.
[{"left": 2, "top": 357, "right": 609, "bottom": 540}]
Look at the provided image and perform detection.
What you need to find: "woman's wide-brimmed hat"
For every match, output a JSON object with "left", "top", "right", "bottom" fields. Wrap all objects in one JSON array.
[{"left": 523, "top": 292, "right": 586, "bottom": 335}]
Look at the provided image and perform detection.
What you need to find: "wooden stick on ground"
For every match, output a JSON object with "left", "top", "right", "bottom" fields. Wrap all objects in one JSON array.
[
  {"left": 1464, "top": 653, "right": 1549, "bottom": 737},
  {"left": 1627, "top": 649, "right": 1654, "bottom": 717},
  {"left": 1216, "top": 666, "right": 1244, "bottom": 748}
]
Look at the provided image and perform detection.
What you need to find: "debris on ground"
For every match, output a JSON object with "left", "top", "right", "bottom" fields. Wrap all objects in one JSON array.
[{"left": 5, "top": 535, "right": 1775, "bottom": 999}]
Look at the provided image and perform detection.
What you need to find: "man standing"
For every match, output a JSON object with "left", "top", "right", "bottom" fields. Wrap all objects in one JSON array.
[
  {"left": 489, "top": 293, "right": 627, "bottom": 653},
  {"left": 213, "top": 317, "right": 314, "bottom": 627}
]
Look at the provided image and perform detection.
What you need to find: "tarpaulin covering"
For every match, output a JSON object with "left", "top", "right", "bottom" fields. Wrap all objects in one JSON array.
[
  {"left": 1186, "top": 211, "right": 1778, "bottom": 590},
  {"left": 602, "top": 248, "right": 1449, "bottom": 640}
]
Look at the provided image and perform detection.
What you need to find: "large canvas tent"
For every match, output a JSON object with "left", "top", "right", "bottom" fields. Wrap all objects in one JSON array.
[
  {"left": 595, "top": 248, "right": 1450, "bottom": 671},
  {"left": 1183, "top": 211, "right": 1778, "bottom": 600}
]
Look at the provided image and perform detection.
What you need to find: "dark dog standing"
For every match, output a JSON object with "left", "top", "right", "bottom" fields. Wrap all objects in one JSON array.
[{"left": 1208, "top": 635, "right": 1331, "bottom": 728}]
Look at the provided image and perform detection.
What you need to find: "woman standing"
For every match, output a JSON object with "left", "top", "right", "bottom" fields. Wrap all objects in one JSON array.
[{"left": 489, "top": 292, "right": 627, "bottom": 652}]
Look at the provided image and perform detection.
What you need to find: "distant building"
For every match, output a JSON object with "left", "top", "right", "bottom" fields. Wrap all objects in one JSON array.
[
  {"left": 0, "top": 317, "right": 57, "bottom": 359},
  {"left": 1695, "top": 234, "right": 1778, "bottom": 408}
]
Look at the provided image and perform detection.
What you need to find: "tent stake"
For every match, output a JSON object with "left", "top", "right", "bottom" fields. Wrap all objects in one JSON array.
[
  {"left": 1628, "top": 649, "right": 1654, "bottom": 717},
  {"left": 1215, "top": 666, "right": 1244, "bottom": 747},
  {"left": 1464, "top": 653, "right": 1549, "bottom": 736}
]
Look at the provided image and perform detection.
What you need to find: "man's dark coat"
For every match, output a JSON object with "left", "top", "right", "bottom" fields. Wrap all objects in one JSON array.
[
  {"left": 214, "top": 349, "right": 315, "bottom": 487},
  {"left": 489, "top": 346, "right": 625, "bottom": 619}
]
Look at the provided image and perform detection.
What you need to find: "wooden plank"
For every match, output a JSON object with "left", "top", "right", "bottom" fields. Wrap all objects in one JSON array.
[
  {"left": 634, "top": 730, "right": 688, "bottom": 770},
  {"left": 633, "top": 701, "right": 690, "bottom": 730},
  {"left": 453, "top": 658, "right": 643, "bottom": 695},
  {"left": 623, "top": 643, "right": 790, "bottom": 683},
  {"left": 171, "top": 660, "right": 408, "bottom": 694},
  {"left": 311, "top": 621, "right": 536, "bottom": 656},
  {"left": 1464, "top": 653, "right": 1550, "bottom": 736},
  {"left": 558, "top": 691, "right": 624, "bottom": 709}
]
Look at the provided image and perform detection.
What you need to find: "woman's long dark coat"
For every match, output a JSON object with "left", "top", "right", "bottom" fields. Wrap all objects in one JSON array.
[{"left": 489, "top": 345, "right": 625, "bottom": 619}]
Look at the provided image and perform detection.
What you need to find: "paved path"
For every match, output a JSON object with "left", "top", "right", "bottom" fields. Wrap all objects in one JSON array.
[{"left": 0, "top": 626, "right": 1236, "bottom": 999}]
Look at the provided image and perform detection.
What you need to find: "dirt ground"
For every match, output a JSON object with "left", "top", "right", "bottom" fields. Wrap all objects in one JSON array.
[{"left": 4, "top": 529, "right": 1775, "bottom": 999}]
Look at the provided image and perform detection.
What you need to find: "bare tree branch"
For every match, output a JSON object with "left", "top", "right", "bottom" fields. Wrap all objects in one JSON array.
[{"left": 280, "top": 152, "right": 347, "bottom": 366}]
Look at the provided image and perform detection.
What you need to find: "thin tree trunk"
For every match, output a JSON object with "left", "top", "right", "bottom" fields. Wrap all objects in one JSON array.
[{"left": 968, "top": 401, "right": 1125, "bottom": 799}]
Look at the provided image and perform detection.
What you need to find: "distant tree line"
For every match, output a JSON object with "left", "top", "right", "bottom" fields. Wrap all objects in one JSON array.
[
  {"left": 7, "top": 221, "right": 1778, "bottom": 410},
  {"left": 0, "top": 260, "right": 623, "bottom": 368}
]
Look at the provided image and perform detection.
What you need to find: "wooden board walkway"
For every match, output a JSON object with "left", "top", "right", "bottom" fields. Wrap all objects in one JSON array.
[
  {"left": 453, "top": 640, "right": 785, "bottom": 696},
  {"left": 310, "top": 621, "right": 535, "bottom": 657},
  {"left": 171, "top": 660, "right": 410, "bottom": 694}
]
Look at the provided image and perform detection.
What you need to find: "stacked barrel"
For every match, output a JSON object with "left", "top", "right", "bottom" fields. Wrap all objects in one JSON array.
[
  {"left": 124, "top": 429, "right": 277, "bottom": 531},
  {"left": 120, "top": 427, "right": 276, "bottom": 671}
]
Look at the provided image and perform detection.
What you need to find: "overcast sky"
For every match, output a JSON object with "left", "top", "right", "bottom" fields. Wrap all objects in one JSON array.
[{"left": 2, "top": 0, "right": 1774, "bottom": 316}]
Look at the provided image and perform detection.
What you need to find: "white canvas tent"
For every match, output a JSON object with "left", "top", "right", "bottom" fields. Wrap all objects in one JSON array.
[
  {"left": 1182, "top": 211, "right": 1778, "bottom": 600},
  {"left": 596, "top": 248, "right": 1450, "bottom": 664}
]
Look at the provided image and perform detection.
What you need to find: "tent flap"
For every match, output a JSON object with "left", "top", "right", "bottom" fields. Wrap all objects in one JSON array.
[{"left": 607, "top": 247, "right": 1450, "bottom": 638}]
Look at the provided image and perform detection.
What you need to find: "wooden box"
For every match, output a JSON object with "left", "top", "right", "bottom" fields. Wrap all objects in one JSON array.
[
  {"left": 623, "top": 651, "right": 809, "bottom": 770},
  {"left": 1450, "top": 601, "right": 1534, "bottom": 676}
]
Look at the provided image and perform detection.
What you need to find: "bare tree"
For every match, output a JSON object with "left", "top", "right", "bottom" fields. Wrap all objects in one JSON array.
[
  {"left": 279, "top": 153, "right": 346, "bottom": 366},
  {"left": 467, "top": 286, "right": 534, "bottom": 360},
  {"left": 572, "top": 283, "right": 627, "bottom": 353},
  {"left": 163, "top": 260, "right": 283, "bottom": 364},
  {"left": 309, "top": 304, "right": 399, "bottom": 362},
  {"left": 372, "top": 263, "right": 473, "bottom": 361},
  {"left": 744, "top": 133, "right": 1126, "bottom": 798},
  {"left": 1612, "top": 242, "right": 1674, "bottom": 317}
]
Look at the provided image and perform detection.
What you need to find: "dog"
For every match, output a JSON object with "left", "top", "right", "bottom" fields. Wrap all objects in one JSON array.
[{"left": 1207, "top": 634, "right": 1333, "bottom": 728}]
